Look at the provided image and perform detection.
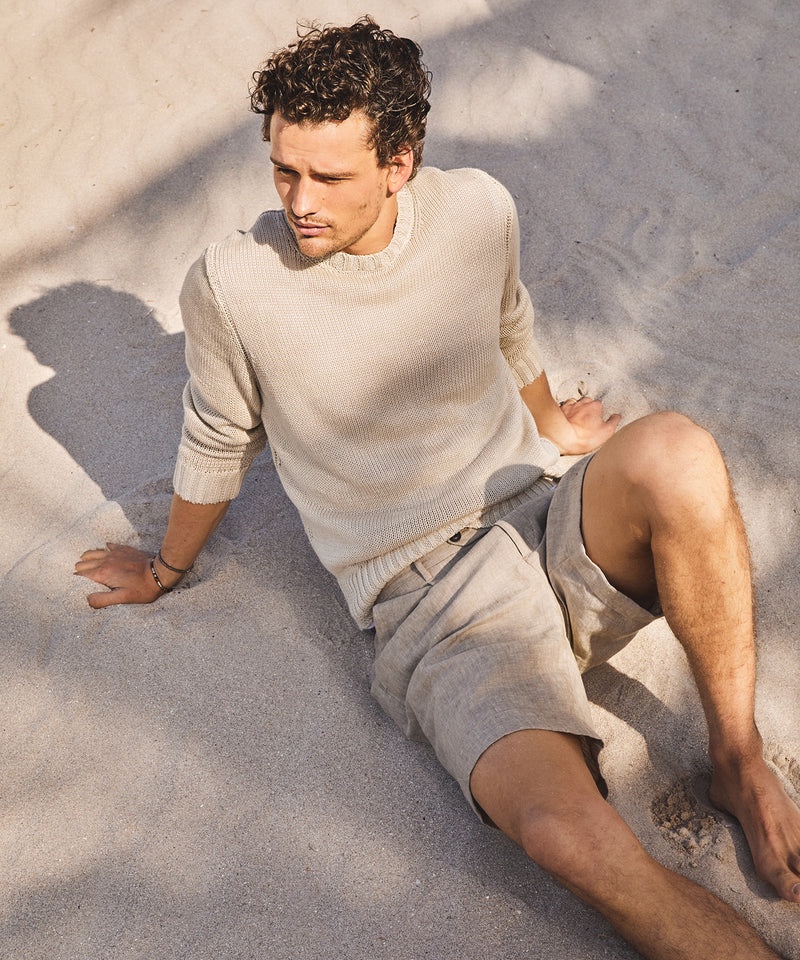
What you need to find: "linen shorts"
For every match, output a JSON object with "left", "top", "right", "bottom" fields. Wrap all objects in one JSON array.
[{"left": 370, "top": 455, "right": 660, "bottom": 818}]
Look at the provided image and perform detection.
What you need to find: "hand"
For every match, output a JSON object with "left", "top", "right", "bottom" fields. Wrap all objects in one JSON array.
[
  {"left": 558, "top": 396, "right": 621, "bottom": 455},
  {"left": 520, "top": 373, "right": 620, "bottom": 457},
  {"left": 74, "top": 542, "right": 164, "bottom": 609}
]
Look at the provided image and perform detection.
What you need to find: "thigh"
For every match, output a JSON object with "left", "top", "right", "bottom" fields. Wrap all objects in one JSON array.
[
  {"left": 580, "top": 412, "right": 721, "bottom": 606},
  {"left": 542, "top": 454, "right": 661, "bottom": 672},
  {"left": 582, "top": 451, "right": 656, "bottom": 605}
]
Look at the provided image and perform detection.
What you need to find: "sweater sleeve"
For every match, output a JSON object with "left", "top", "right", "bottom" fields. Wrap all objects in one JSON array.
[
  {"left": 172, "top": 252, "right": 267, "bottom": 504},
  {"left": 496, "top": 182, "right": 545, "bottom": 388}
]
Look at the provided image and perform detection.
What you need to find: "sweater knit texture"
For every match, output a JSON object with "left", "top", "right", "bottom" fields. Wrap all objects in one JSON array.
[{"left": 174, "top": 167, "right": 559, "bottom": 627}]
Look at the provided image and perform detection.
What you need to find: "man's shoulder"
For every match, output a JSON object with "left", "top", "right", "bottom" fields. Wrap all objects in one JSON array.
[
  {"left": 410, "top": 166, "right": 515, "bottom": 223},
  {"left": 207, "top": 210, "right": 290, "bottom": 261},
  {"left": 412, "top": 166, "right": 513, "bottom": 202},
  {"left": 189, "top": 210, "right": 300, "bottom": 293},
  {"left": 181, "top": 211, "right": 293, "bottom": 309}
]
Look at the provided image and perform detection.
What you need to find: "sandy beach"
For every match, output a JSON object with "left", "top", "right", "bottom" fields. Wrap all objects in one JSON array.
[{"left": 2, "top": 1, "right": 799, "bottom": 957}]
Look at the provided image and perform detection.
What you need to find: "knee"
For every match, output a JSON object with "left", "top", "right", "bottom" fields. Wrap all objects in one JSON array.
[
  {"left": 627, "top": 412, "right": 721, "bottom": 480},
  {"left": 517, "top": 804, "right": 646, "bottom": 904},
  {"left": 518, "top": 809, "right": 585, "bottom": 884},
  {"left": 616, "top": 412, "right": 730, "bottom": 515}
]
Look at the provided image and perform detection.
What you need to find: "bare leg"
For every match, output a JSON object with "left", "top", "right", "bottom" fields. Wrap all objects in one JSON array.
[
  {"left": 471, "top": 729, "right": 784, "bottom": 960},
  {"left": 582, "top": 411, "right": 800, "bottom": 902}
]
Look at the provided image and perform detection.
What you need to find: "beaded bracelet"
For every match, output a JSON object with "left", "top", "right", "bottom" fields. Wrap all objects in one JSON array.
[{"left": 150, "top": 558, "right": 173, "bottom": 593}]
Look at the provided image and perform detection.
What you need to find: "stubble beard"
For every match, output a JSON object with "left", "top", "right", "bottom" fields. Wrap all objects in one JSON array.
[
  {"left": 288, "top": 195, "right": 386, "bottom": 259},
  {"left": 290, "top": 218, "right": 375, "bottom": 260}
]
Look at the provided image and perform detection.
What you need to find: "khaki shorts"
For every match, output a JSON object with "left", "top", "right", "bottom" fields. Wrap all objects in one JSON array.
[{"left": 370, "top": 455, "right": 659, "bottom": 818}]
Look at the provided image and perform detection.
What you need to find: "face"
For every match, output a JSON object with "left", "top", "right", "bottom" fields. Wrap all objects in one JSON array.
[{"left": 270, "top": 110, "right": 413, "bottom": 258}]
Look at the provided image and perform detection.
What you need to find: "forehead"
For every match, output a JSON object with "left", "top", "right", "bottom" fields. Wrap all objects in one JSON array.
[{"left": 269, "top": 110, "right": 377, "bottom": 169}]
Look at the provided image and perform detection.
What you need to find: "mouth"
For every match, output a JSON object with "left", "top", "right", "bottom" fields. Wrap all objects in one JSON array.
[{"left": 292, "top": 219, "right": 329, "bottom": 238}]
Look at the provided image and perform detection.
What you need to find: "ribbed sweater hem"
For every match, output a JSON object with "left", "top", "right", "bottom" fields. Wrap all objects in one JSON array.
[{"left": 343, "top": 473, "right": 557, "bottom": 628}]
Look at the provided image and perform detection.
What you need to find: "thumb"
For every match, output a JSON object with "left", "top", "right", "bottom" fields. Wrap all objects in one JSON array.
[{"left": 87, "top": 587, "right": 132, "bottom": 609}]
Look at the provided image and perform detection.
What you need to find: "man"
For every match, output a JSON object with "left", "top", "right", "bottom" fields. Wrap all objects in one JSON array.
[{"left": 75, "top": 17, "right": 800, "bottom": 959}]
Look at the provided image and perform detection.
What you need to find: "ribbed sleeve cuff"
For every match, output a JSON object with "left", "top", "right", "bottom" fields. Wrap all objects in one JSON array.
[
  {"left": 509, "top": 347, "right": 545, "bottom": 388},
  {"left": 172, "top": 457, "right": 248, "bottom": 505}
]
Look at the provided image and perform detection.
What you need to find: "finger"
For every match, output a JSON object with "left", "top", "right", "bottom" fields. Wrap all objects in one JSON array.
[
  {"left": 105, "top": 542, "right": 150, "bottom": 561},
  {"left": 562, "top": 398, "right": 602, "bottom": 421},
  {"left": 74, "top": 560, "right": 112, "bottom": 581},
  {"left": 77, "top": 547, "right": 110, "bottom": 563}
]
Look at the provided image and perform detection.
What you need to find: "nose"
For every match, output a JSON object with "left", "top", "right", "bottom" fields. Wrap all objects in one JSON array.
[{"left": 290, "top": 177, "right": 321, "bottom": 220}]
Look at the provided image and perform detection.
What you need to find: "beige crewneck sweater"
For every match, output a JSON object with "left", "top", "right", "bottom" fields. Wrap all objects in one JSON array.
[{"left": 174, "top": 167, "right": 559, "bottom": 627}]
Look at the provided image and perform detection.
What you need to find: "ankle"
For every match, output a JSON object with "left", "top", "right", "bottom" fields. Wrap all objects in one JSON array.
[{"left": 709, "top": 727, "right": 764, "bottom": 777}]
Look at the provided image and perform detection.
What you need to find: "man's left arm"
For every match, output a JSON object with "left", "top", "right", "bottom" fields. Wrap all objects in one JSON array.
[
  {"left": 520, "top": 371, "right": 621, "bottom": 455},
  {"left": 490, "top": 179, "right": 620, "bottom": 455}
]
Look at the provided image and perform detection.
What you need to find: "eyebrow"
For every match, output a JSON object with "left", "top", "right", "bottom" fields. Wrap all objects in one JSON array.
[{"left": 269, "top": 155, "right": 355, "bottom": 179}]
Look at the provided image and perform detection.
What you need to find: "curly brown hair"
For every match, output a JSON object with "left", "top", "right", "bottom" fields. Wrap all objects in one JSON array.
[{"left": 250, "top": 16, "right": 432, "bottom": 178}]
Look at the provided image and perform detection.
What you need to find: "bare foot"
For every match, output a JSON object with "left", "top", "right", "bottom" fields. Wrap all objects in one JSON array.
[{"left": 710, "top": 752, "right": 800, "bottom": 902}]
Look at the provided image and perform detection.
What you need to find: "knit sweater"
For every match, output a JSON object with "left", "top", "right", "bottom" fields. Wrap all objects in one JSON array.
[{"left": 174, "top": 166, "right": 559, "bottom": 627}]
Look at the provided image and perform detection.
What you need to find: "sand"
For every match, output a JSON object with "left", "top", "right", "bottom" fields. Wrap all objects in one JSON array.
[{"left": 2, "top": 1, "right": 799, "bottom": 957}]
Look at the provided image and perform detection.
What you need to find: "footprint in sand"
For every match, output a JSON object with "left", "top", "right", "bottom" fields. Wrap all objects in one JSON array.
[
  {"left": 650, "top": 774, "right": 726, "bottom": 866},
  {"left": 763, "top": 744, "right": 800, "bottom": 802}
]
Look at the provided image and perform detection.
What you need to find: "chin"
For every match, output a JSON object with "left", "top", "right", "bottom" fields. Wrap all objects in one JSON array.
[{"left": 294, "top": 234, "right": 342, "bottom": 259}]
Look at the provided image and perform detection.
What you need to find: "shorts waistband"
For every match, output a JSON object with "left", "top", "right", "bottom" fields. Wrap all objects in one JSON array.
[{"left": 378, "top": 526, "right": 489, "bottom": 604}]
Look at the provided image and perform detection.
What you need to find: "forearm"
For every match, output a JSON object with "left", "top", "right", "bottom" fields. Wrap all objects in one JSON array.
[
  {"left": 155, "top": 494, "right": 231, "bottom": 587},
  {"left": 520, "top": 372, "right": 576, "bottom": 453}
]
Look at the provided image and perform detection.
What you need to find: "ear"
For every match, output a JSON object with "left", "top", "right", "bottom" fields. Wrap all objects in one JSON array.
[{"left": 386, "top": 147, "right": 415, "bottom": 195}]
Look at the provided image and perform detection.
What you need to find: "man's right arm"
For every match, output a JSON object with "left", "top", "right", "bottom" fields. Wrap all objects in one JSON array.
[
  {"left": 74, "top": 494, "right": 230, "bottom": 609},
  {"left": 76, "top": 253, "right": 263, "bottom": 610}
]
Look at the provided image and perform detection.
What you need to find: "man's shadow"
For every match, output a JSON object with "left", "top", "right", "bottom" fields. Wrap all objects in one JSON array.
[{"left": 9, "top": 283, "right": 187, "bottom": 531}]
